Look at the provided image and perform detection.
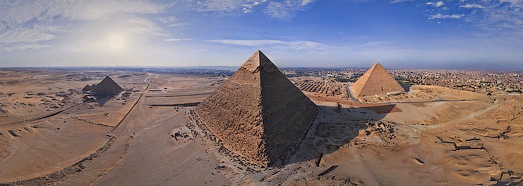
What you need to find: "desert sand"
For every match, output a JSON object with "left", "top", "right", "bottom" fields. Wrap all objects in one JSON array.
[{"left": 0, "top": 67, "right": 522, "bottom": 185}]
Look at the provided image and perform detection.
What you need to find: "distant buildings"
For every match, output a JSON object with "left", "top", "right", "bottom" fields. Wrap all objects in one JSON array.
[
  {"left": 283, "top": 68, "right": 523, "bottom": 94},
  {"left": 390, "top": 70, "right": 523, "bottom": 94}
]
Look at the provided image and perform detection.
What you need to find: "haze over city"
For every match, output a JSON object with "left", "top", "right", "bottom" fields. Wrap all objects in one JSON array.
[{"left": 1, "top": 0, "right": 522, "bottom": 69}]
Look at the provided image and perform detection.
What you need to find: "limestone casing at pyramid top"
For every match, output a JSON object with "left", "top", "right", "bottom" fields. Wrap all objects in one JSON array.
[{"left": 240, "top": 50, "right": 279, "bottom": 73}]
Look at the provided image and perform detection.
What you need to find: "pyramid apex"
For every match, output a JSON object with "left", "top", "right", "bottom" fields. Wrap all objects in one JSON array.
[
  {"left": 369, "top": 62, "right": 386, "bottom": 71},
  {"left": 373, "top": 62, "right": 383, "bottom": 67},
  {"left": 102, "top": 76, "right": 115, "bottom": 81},
  {"left": 240, "top": 50, "right": 279, "bottom": 73}
]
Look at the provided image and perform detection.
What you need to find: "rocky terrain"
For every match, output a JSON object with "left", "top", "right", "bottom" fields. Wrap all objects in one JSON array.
[{"left": 295, "top": 79, "right": 346, "bottom": 96}]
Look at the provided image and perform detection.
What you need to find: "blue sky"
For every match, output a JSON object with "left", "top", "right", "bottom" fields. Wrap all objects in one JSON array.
[{"left": 0, "top": 0, "right": 522, "bottom": 69}]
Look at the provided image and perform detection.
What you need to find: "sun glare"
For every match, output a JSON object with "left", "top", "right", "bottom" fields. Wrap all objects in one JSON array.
[{"left": 108, "top": 34, "right": 125, "bottom": 50}]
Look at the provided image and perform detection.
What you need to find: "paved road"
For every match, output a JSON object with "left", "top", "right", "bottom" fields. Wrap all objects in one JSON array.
[
  {"left": 345, "top": 84, "right": 356, "bottom": 102},
  {"left": 144, "top": 73, "right": 166, "bottom": 93}
]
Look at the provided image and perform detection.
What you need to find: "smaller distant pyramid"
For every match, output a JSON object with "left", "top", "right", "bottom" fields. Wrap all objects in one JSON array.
[
  {"left": 82, "top": 84, "right": 92, "bottom": 91},
  {"left": 92, "top": 76, "right": 124, "bottom": 95},
  {"left": 351, "top": 63, "right": 405, "bottom": 97}
]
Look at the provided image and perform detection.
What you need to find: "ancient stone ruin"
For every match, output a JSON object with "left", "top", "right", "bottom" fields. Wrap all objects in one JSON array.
[
  {"left": 91, "top": 76, "right": 124, "bottom": 95},
  {"left": 350, "top": 63, "right": 405, "bottom": 98},
  {"left": 195, "top": 50, "right": 318, "bottom": 167}
]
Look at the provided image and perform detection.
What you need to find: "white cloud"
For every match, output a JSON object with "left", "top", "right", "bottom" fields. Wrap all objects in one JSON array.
[
  {"left": 500, "top": 0, "right": 523, "bottom": 7},
  {"left": 190, "top": 0, "right": 313, "bottom": 19},
  {"left": 300, "top": 0, "right": 315, "bottom": 6},
  {"left": 243, "top": 0, "right": 268, "bottom": 13},
  {"left": 359, "top": 41, "right": 390, "bottom": 47},
  {"left": 190, "top": 0, "right": 270, "bottom": 14},
  {"left": 419, "top": 0, "right": 523, "bottom": 39},
  {"left": 156, "top": 16, "right": 186, "bottom": 27},
  {"left": 429, "top": 13, "right": 464, "bottom": 19},
  {"left": 0, "top": 0, "right": 165, "bottom": 23},
  {"left": 390, "top": 0, "right": 412, "bottom": 3},
  {"left": 194, "top": 0, "right": 244, "bottom": 12},
  {"left": 165, "top": 38, "right": 192, "bottom": 42},
  {"left": 0, "top": 28, "right": 55, "bottom": 44},
  {"left": 126, "top": 17, "right": 168, "bottom": 37},
  {"left": 451, "top": 0, "right": 523, "bottom": 37},
  {"left": 0, "top": 43, "right": 51, "bottom": 52},
  {"left": 426, "top": 1, "right": 444, "bottom": 7},
  {"left": 265, "top": 2, "right": 293, "bottom": 19},
  {"left": 157, "top": 16, "right": 178, "bottom": 24},
  {"left": 264, "top": 0, "right": 315, "bottom": 19},
  {"left": 460, "top": 4, "right": 486, "bottom": 9},
  {"left": 0, "top": 26, "right": 56, "bottom": 52},
  {"left": 208, "top": 39, "right": 326, "bottom": 50},
  {"left": 0, "top": 0, "right": 170, "bottom": 51}
]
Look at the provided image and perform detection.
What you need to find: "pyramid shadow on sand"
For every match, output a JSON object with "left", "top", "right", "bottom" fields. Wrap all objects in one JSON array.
[
  {"left": 282, "top": 103, "right": 397, "bottom": 166},
  {"left": 97, "top": 96, "right": 110, "bottom": 107},
  {"left": 96, "top": 95, "right": 120, "bottom": 107}
]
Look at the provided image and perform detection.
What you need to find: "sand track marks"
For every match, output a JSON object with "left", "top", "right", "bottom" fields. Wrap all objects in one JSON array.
[
  {"left": 0, "top": 135, "right": 116, "bottom": 185},
  {"left": 0, "top": 104, "right": 78, "bottom": 127}
]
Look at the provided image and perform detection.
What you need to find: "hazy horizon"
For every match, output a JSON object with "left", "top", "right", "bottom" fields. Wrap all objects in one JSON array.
[
  {"left": 2, "top": 65, "right": 522, "bottom": 72},
  {"left": 1, "top": 0, "right": 522, "bottom": 70}
]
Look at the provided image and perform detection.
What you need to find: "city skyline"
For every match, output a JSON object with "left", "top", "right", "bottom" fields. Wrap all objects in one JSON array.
[{"left": 1, "top": 0, "right": 522, "bottom": 70}]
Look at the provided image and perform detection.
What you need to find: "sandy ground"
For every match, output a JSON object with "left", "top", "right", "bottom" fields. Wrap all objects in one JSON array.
[{"left": 0, "top": 69, "right": 521, "bottom": 185}]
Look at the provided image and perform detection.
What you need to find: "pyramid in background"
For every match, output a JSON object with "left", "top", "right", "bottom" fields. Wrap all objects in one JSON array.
[
  {"left": 350, "top": 63, "right": 405, "bottom": 98},
  {"left": 92, "top": 76, "right": 124, "bottom": 95},
  {"left": 82, "top": 84, "right": 92, "bottom": 91},
  {"left": 195, "top": 50, "right": 318, "bottom": 166}
]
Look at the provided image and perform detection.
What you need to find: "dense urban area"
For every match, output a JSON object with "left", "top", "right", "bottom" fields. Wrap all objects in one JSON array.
[{"left": 282, "top": 68, "right": 523, "bottom": 94}]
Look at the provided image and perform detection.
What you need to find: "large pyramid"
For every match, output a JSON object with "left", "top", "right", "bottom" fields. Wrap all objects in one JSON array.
[
  {"left": 194, "top": 50, "right": 318, "bottom": 166},
  {"left": 92, "top": 76, "right": 124, "bottom": 95},
  {"left": 350, "top": 63, "right": 405, "bottom": 98}
]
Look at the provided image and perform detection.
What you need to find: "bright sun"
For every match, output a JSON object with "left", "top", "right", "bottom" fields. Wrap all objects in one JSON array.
[{"left": 108, "top": 34, "right": 124, "bottom": 50}]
